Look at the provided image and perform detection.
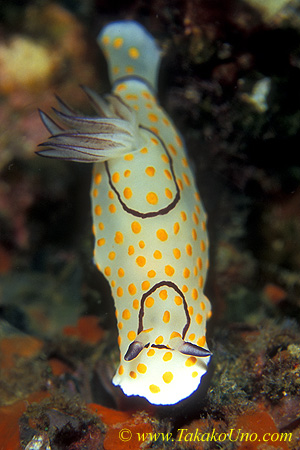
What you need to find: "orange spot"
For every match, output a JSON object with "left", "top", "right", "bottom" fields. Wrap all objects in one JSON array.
[
  {"left": 197, "top": 257, "right": 203, "bottom": 270},
  {"left": 124, "top": 153, "right": 134, "bottom": 161},
  {"left": 98, "top": 222, "right": 104, "bottom": 230},
  {"left": 109, "top": 251, "right": 115, "bottom": 260},
  {"left": 189, "top": 333, "right": 196, "bottom": 341},
  {"left": 197, "top": 336, "right": 206, "bottom": 346},
  {"left": 156, "top": 229, "right": 168, "bottom": 241},
  {"left": 122, "top": 309, "right": 131, "bottom": 320},
  {"left": 176, "top": 135, "right": 183, "bottom": 146},
  {"left": 153, "top": 250, "right": 162, "bottom": 259},
  {"left": 193, "top": 213, "right": 199, "bottom": 225},
  {"left": 145, "top": 297, "right": 154, "bottom": 308},
  {"left": 173, "top": 248, "right": 181, "bottom": 259},
  {"left": 163, "top": 311, "right": 170, "bottom": 323},
  {"left": 114, "top": 231, "right": 123, "bottom": 244},
  {"left": 117, "top": 287, "right": 123, "bottom": 297},
  {"left": 163, "top": 351, "right": 173, "bottom": 361},
  {"left": 108, "top": 190, "right": 114, "bottom": 199},
  {"left": 113, "top": 37, "right": 123, "bottom": 48},
  {"left": 182, "top": 285, "right": 188, "bottom": 293},
  {"left": 102, "top": 35, "right": 110, "bottom": 45},
  {"left": 128, "top": 245, "right": 134, "bottom": 255},
  {"left": 170, "top": 331, "right": 181, "bottom": 339},
  {"left": 140, "top": 147, "right": 148, "bottom": 153},
  {"left": 165, "top": 188, "right": 173, "bottom": 199},
  {"left": 150, "top": 126, "right": 159, "bottom": 134},
  {"left": 125, "top": 94, "right": 138, "bottom": 100},
  {"left": 118, "top": 268, "right": 125, "bottom": 277},
  {"left": 155, "top": 336, "right": 163, "bottom": 344},
  {"left": 174, "top": 296, "right": 182, "bottom": 305},
  {"left": 124, "top": 187, "right": 132, "bottom": 199},
  {"left": 93, "top": 188, "right": 98, "bottom": 197},
  {"left": 145, "top": 166, "right": 155, "bottom": 176},
  {"left": 168, "top": 144, "right": 177, "bottom": 156},
  {"left": 163, "top": 117, "right": 170, "bottom": 126},
  {"left": 136, "top": 256, "right": 146, "bottom": 267},
  {"left": 159, "top": 290, "right": 168, "bottom": 300},
  {"left": 139, "top": 240, "right": 145, "bottom": 248},
  {"left": 200, "top": 301, "right": 205, "bottom": 310},
  {"left": 118, "top": 365, "right": 124, "bottom": 375},
  {"left": 202, "top": 221, "right": 207, "bottom": 231},
  {"left": 142, "top": 91, "right": 151, "bottom": 99},
  {"left": 133, "top": 299, "right": 139, "bottom": 309},
  {"left": 147, "top": 349, "right": 155, "bottom": 357},
  {"left": 183, "top": 268, "right": 190, "bottom": 278},
  {"left": 112, "top": 172, "right": 120, "bottom": 183},
  {"left": 149, "top": 384, "right": 160, "bottom": 394},
  {"left": 124, "top": 169, "right": 131, "bottom": 177},
  {"left": 192, "top": 289, "right": 198, "bottom": 300},
  {"left": 116, "top": 83, "right": 127, "bottom": 92},
  {"left": 173, "top": 222, "right": 180, "bottom": 235},
  {"left": 137, "top": 363, "right": 147, "bottom": 374},
  {"left": 128, "top": 47, "right": 139, "bottom": 59},
  {"left": 195, "top": 313, "right": 203, "bottom": 325},
  {"left": 148, "top": 270, "right": 156, "bottom": 278},
  {"left": 161, "top": 154, "right": 168, "bottom": 163},
  {"left": 165, "top": 265, "right": 175, "bottom": 276},
  {"left": 177, "top": 178, "right": 183, "bottom": 190},
  {"left": 185, "top": 357, "right": 197, "bottom": 367},
  {"left": 188, "top": 306, "right": 194, "bottom": 315},
  {"left": 195, "top": 192, "right": 200, "bottom": 202},
  {"left": 118, "top": 322, "right": 123, "bottom": 329},
  {"left": 109, "top": 204, "right": 116, "bottom": 213},
  {"left": 94, "top": 173, "right": 102, "bottom": 184},
  {"left": 182, "top": 157, "right": 188, "bottom": 167},
  {"left": 162, "top": 372, "right": 173, "bottom": 383},
  {"left": 186, "top": 244, "right": 192, "bottom": 256},
  {"left": 151, "top": 137, "right": 159, "bottom": 145},
  {"left": 192, "top": 229, "right": 197, "bottom": 241},
  {"left": 127, "top": 331, "right": 136, "bottom": 340},
  {"left": 146, "top": 192, "right": 158, "bottom": 205},
  {"left": 142, "top": 280, "right": 150, "bottom": 290},
  {"left": 192, "top": 371, "right": 199, "bottom": 378},
  {"left": 125, "top": 66, "right": 134, "bottom": 73},
  {"left": 181, "top": 211, "right": 187, "bottom": 221},
  {"left": 130, "top": 371, "right": 137, "bottom": 378},
  {"left": 183, "top": 173, "right": 191, "bottom": 186},
  {"left": 164, "top": 169, "right": 172, "bottom": 180},
  {"left": 104, "top": 266, "right": 111, "bottom": 276},
  {"left": 199, "top": 276, "right": 204, "bottom": 288},
  {"left": 200, "top": 240, "right": 206, "bottom": 251},
  {"left": 131, "top": 221, "right": 141, "bottom": 233},
  {"left": 148, "top": 113, "right": 158, "bottom": 122},
  {"left": 95, "top": 205, "right": 102, "bottom": 216}
]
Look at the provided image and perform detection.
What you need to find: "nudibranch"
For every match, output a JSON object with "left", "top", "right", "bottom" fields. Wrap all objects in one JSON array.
[{"left": 37, "top": 21, "right": 212, "bottom": 405}]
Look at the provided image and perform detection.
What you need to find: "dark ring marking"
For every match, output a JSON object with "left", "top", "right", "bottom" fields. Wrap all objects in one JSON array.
[
  {"left": 105, "top": 126, "right": 180, "bottom": 218},
  {"left": 137, "top": 281, "right": 190, "bottom": 339}
]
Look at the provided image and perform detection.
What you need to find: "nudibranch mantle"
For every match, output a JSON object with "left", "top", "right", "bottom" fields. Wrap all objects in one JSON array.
[{"left": 38, "top": 20, "right": 212, "bottom": 405}]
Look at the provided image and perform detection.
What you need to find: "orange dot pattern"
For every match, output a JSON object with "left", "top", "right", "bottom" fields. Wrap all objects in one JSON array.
[{"left": 89, "top": 21, "right": 212, "bottom": 405}]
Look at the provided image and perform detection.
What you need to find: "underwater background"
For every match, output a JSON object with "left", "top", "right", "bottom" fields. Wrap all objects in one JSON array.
[{"left": 0, "top": 0, "right": 300, "bottom": 449}]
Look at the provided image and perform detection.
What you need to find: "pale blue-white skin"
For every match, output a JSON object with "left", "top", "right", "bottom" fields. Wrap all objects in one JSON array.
[{"left": 38, "top": 21, "right": 212, "bottom": 405}]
